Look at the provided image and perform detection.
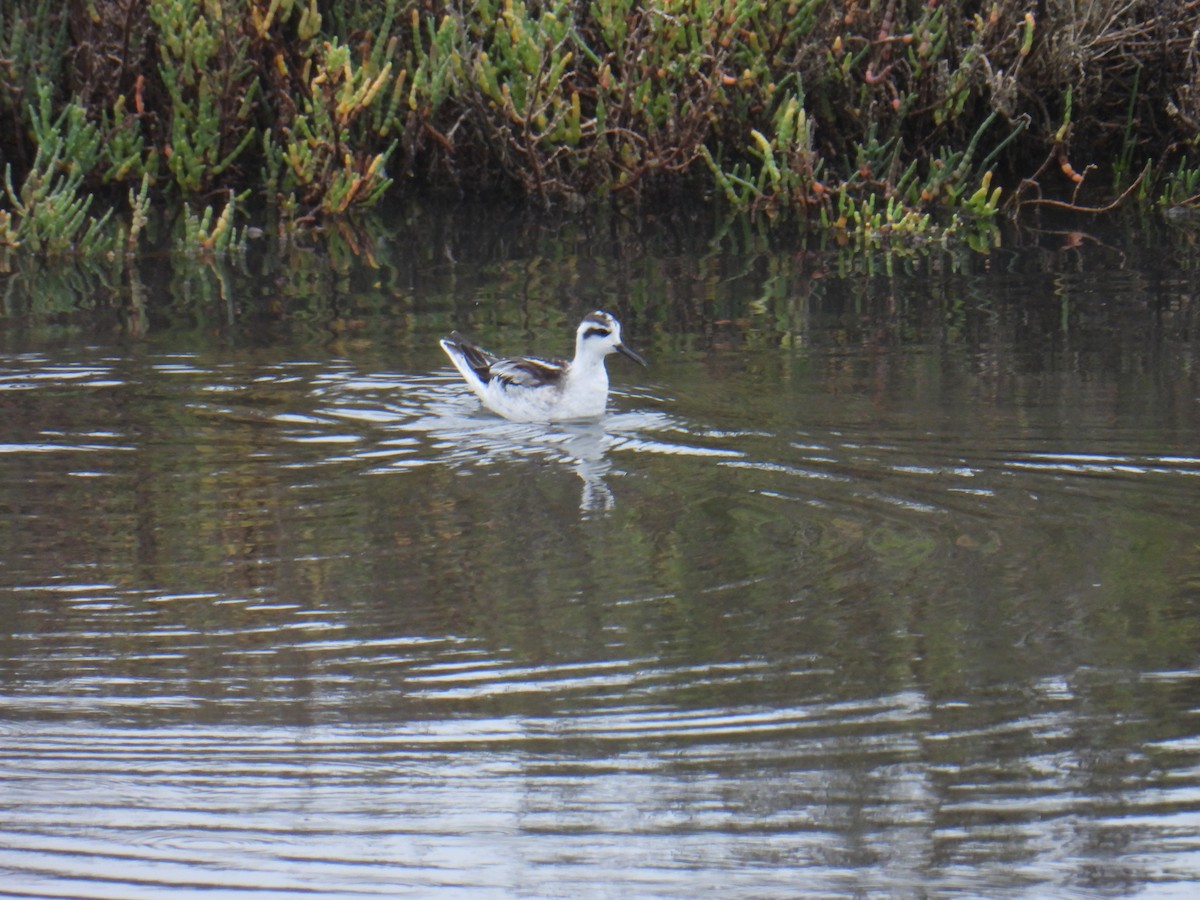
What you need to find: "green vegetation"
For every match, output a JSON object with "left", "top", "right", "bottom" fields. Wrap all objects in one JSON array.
[{"left": 1, "top": 0, "right": 1198, "bottom": 259}]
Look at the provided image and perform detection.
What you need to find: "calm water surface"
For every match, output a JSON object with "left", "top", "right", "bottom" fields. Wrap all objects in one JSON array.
[{"left": 1, "top": 211, "right": 1199, "bottom": 898}]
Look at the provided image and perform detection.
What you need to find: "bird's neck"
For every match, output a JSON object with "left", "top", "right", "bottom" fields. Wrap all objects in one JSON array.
[
  {"left": 571, "top": 341, "right": 606, "bottom": 370},
  {"left": 567, "top": 346, "right": 609, "bottom": 384}
]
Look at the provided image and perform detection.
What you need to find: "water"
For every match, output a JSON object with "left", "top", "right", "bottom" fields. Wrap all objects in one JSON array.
[{"left": 1, "top": 210, "right": 1199, "bottom": 897}]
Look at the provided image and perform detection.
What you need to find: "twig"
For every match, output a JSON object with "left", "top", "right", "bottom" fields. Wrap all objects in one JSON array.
[{"left": 1019, "top": 168, "right": 1145, "bottom": 214}]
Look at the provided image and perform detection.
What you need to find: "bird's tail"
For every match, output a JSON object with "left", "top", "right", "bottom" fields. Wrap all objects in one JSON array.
[{"left": 439, "top": 331, "right": 496, "bottom": 385}]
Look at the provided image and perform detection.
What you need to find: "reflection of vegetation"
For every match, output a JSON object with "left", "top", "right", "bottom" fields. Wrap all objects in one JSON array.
[{"left": 4, "top": 204, "right": 1200, "bottom": 361}]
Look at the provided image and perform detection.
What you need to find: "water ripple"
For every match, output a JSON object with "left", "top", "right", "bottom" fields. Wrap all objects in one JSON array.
[
  {"left": 3, "top": 336, "right": 1200, "bottom": 897},
  {"left": 1, "top": 668, "right": 1197, "bottom": 897},
  {"left": 1006, "top": 451, "right": 1200, "bottom": 477}
]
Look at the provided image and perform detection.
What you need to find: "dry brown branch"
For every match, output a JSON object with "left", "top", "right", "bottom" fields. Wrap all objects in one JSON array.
[{"left": 1018, "top": 167, "right": 1145, "bottom": 214}]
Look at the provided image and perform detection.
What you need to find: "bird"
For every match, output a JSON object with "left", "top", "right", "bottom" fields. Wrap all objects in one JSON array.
[{"left": 439, "top": 310, "right": 648, "bottom": 422}]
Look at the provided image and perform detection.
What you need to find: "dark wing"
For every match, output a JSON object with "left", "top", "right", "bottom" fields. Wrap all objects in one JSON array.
[
  {"left": 443, "top": 331, "right": 567, "bottom": 388},
  {"left": 490, "top": 355, "right": 568, "bottom": 388}
]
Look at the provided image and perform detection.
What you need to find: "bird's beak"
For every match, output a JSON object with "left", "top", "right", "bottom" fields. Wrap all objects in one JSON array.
[{"left": 616, "top": 342, "right": 649, "bottom": 367}]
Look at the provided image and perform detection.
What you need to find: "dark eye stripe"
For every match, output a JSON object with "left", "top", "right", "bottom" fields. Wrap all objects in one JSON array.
[{"left": 583, "top": 327, "right": 611, "bottom": 339}]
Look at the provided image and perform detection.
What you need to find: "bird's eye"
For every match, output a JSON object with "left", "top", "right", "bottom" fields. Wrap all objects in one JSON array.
[{"left": 583, "top": 327, "right": 611, "bottom": 339}]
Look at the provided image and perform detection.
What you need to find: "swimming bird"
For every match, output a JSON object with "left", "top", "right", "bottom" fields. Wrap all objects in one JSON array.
[{"left": 439, "top": 310, "right": 648, "bottom": 422}]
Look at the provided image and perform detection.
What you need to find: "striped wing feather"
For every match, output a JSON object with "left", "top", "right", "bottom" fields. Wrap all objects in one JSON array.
[
  {"left": 490, "top": 356, "right": 567, "bottom": 388},
  {"left": 444, "top": 332, "right": 565, "bottom": 388}
]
